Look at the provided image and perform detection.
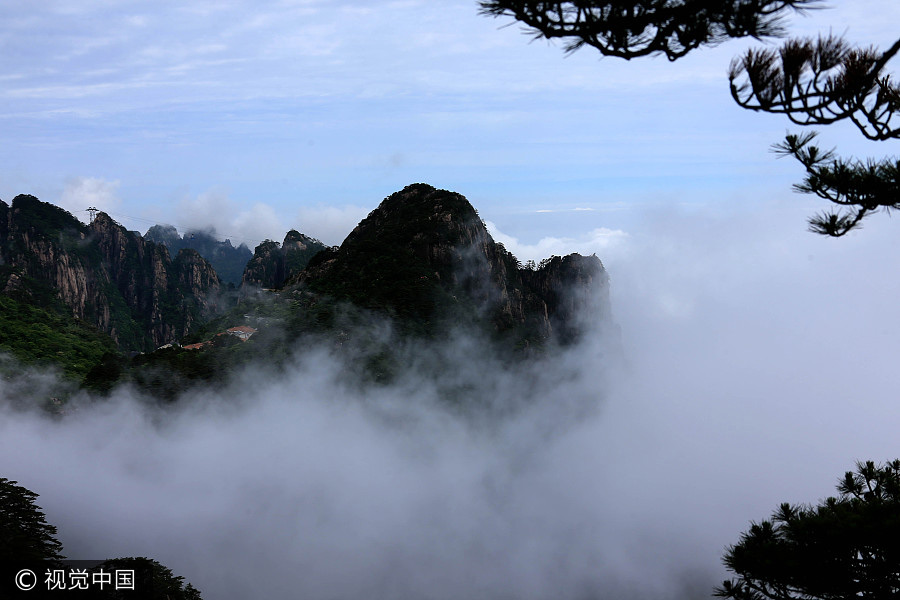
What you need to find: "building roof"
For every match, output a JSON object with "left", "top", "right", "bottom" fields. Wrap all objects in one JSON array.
[{"left": 226, "top": 326, "right": 258, "bottom": 334}]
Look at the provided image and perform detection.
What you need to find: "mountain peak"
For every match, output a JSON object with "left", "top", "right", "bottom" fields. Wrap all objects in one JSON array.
[
  {"left": 241, "top": 229, "right": 328, "bottom": 290},
  {"left": 343, "top": 183, "right": 483, "bottom": 249},
  {"left": 297, "top": 184, "right": 609, "bottom": 346},
  {"left": 377, "top": 182, "right": 479, "bottom": 220},
  {"left": 10, "top": 194, "right": 85, "bottom": 237}
]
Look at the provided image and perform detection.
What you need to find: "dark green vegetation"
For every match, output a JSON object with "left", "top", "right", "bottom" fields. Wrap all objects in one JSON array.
[
  {"left": 717, "top": 460, "right": 900, "bottom": 600},
  {"left": 0, "top": 295, "right": 116, "bottom": 380},
  {"left": 480, "top": 1, "right": 900, "bottom": 236},
  {"left": 0, "top": 477, "right": 64, "bottom": 562},
  {"left": 145, "top": 224, "right": 252, "bottom": 286},
  {"left": 92, "top": 558, "right": 203, "bottom": 600},
  {"left": 0, "top": 478, "right": 202, "bottom": 598}
]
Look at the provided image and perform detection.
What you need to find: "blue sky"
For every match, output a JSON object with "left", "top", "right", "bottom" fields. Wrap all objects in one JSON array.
[{"left": 2, "top": 0, "right": 897, "bottom": 248}]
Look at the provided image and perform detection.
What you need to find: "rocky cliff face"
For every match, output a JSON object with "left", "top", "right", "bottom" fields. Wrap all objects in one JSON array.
[
  {"left": 0, "top": 200, "right": 8, "bottom": 251},
  {"left": 522, "top": 253, "right": 611, "bottom": 345},
  {"left": 242, "top": 230, "right": 327, "bottom": 289},
  {"left": 0, "top": 195, "right": 222, "bottom": 350},
  {"left": 1, "top": 195, "right": 106, "bottom": 328},
  {"left": 172, "top": 248, "right": 223, "bottom": 331},
  {"left": 296, "top": 183, "right": 610, "bottom": 346},
  {"left": 91, "top": 212, "right": 223, "bottom": 348}
]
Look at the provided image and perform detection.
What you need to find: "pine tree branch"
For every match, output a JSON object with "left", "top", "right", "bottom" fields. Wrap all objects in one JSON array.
[
  {"left": 478, "top": 1, "right": 821, "bottom": 61},
  {"left": 731, "top": 34, "right": 900, "bottom": 140}
]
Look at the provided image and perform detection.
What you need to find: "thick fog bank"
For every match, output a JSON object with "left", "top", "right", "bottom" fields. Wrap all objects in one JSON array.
[{"left": 3, "top": 200, "right": 900, "bottom": 599}]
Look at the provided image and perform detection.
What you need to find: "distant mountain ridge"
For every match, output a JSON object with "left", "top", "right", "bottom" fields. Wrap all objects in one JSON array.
[
  {"left": 241, "top": 230, "right": 328, "bottom": 289},
  {"left": 1, "top": 185, "right": 612, "bottom": 397},
  {"left": 144, "top": 225, "right": 252, "bottom": 286}
]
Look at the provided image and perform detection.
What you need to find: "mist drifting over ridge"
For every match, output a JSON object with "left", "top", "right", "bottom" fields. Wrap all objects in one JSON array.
[{"left": 2, "top": 197, "right": 900, "bottom": 599}]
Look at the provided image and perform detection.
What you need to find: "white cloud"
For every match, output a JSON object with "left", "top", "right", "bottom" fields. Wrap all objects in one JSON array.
[
  {"left": 293, "top": 204, "right": 369, "bottom": 245},
  {"left": 231, "top": 202, "right": 284, "bottom": 244},
  {"left": 171, "top": 188, "right": 367, "bottom": 247},
  {"left": 58, "top": 176, "right": 121, "bottom": 223},
  {"left": 485, "top": 220, "right": 629, "bottom": 263},
  {"left": 173, "top": 189, "right": 283, "bottom": 246}
]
